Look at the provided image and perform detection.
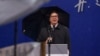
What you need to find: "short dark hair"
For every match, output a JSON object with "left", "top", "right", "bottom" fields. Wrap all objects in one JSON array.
[
  {"left": 48, "top": 11, "right": 59, "bottom": 18},
  {"left": 46, "top": 11, "right": 59, "bottom": 24}
]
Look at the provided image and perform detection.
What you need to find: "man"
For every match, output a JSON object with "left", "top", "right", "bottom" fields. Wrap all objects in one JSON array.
[{"left": 37, "top": 11, "right": 70, "bottom": 49}]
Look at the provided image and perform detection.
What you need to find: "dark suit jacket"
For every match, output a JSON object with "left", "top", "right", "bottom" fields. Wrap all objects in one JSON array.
[{"left": 37, "top": 24, "right": 70, "bottom": 49}]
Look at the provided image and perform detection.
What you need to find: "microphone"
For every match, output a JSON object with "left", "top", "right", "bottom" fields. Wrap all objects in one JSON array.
[{"left": 47, "top": 25, "right": 55, "bottom": 43}]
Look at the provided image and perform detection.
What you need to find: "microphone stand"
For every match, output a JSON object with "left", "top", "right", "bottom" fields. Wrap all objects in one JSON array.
[
  {"left": 48, "top": 25, "right": 54, "bottom": 56},
  {"left": 48, "top": 28, "right": 52, "bottom": 56}
]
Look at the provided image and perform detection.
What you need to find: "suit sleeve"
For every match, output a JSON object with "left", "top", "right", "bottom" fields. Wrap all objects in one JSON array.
[
  {"left": 64, "top": 27, "right": 71, "bottom": 55},
  {"left": 65, "top": 27, "right": 70, "bottom": 49},
  {"left": 37, "top": 28, "right": 47, "bottom": 42}
]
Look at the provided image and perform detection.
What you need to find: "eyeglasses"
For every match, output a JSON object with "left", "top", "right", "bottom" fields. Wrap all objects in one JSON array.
[{"left": 50, "top": 15, "right": 58, "bottom": 17}]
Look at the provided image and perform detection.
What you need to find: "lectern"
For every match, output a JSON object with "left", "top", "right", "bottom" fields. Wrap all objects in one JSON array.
[{"left": 40, "top": 42, "right": 69, "bottom": 56}]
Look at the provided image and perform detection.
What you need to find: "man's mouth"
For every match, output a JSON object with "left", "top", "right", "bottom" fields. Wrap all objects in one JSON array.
[{"left": 53, "top": 20, "right": 57, "bottom": 21}]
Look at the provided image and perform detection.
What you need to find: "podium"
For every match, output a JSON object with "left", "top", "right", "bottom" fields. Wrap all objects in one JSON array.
[
  {"left": 0, "top": 42, "right": 69, "bottom": 56},
  {"left": 40, "top": 42, "right": 69, "bottom": 56}
]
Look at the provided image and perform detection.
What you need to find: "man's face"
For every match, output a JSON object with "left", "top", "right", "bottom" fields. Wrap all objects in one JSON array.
[{"left": 49, "top": 12, "right": 59, "bottom": 25}]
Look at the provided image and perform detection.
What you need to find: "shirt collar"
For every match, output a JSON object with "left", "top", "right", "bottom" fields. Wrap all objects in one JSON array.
[{"left": 50, "top": 23, "right": 58, "bottom": 28}]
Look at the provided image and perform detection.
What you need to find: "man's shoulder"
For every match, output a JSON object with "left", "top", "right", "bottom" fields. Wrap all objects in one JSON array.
[
  {"left": 40, "top": 26, "right": 49, "bottom": 31},
  {"left": 59, "top": 24, "right": 68, "bottom": 30}
]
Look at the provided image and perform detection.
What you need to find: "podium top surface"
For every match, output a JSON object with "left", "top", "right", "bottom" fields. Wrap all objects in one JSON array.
[{"left": 46, "top": 44, "right": 68, "bottom": 54}]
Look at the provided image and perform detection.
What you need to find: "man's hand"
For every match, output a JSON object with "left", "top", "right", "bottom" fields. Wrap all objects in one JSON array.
[{"left": 45, "top": 37, "right": 52, "bottom": 44}]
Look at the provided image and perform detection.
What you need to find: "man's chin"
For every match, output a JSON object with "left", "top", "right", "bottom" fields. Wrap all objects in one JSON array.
[{"left": 51, "top": 22, "right": 58, "bottom": 25}]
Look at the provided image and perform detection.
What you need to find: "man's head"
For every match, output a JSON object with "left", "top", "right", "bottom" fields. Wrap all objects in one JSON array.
[{"left": 49, "top": 11, "right": 59, "bottom": 25}]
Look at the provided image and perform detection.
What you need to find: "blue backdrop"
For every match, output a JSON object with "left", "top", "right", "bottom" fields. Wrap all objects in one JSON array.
[{"left": 0, "top": 0, "right": 100, "bottom": 56}]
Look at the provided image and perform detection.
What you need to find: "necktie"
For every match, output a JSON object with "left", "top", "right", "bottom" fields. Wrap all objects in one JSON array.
[{"left": 52, "top": 25, "right": 55, "bottom": 31}]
